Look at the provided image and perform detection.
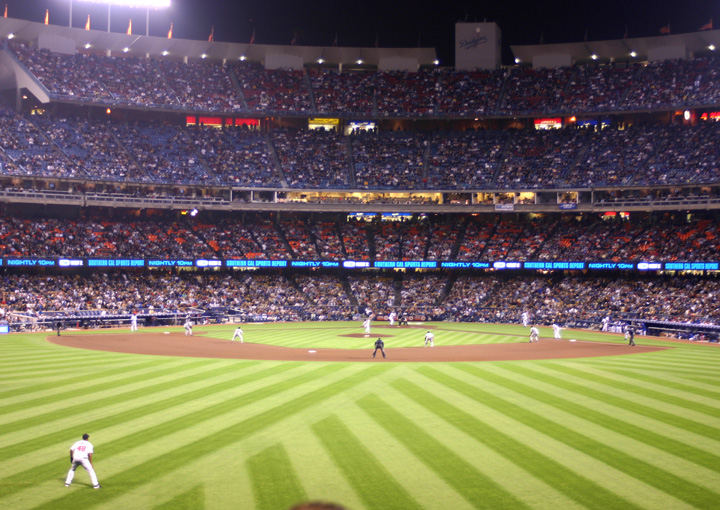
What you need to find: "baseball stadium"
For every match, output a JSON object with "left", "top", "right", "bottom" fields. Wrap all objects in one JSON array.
[{"left": 1, "top": 1, "right": 720, "bottom": 509}]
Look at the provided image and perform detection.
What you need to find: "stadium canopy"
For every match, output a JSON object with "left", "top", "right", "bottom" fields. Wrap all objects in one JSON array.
[
  {"left": 0, "top": 17, "right": 437, "bottom": 70},
  {"left": 511, "top": 29, "right": 720, "bottom": 68}
]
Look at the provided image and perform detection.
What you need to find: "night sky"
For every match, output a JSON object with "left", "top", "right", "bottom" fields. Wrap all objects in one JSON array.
[{"left": 4, "top": 0, "right": 720, "bottom": 64}]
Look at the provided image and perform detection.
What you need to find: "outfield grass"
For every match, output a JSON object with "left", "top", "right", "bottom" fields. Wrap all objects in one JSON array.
[{"left": 1, "top": 322, "right": 719, "bottom": 509}]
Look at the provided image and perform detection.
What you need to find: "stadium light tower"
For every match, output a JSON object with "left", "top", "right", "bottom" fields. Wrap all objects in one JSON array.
[{"left": 73, "top": 0, "right": 171, "bottom": 36}]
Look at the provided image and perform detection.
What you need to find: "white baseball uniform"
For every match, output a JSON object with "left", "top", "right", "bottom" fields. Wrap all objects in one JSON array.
[
  {"left": 388, "top": 311, "right": 397, "bottom": 326},
  {"left": 184, "top": 319, "right": 193, "bottom": 336},
  {"left": 552, "top": 324, "right": 562, "bottom": 339},
  {"left": 424, "top": 331, "right": 435, "bottom": 347},
  {"left": 232, "top": 327, "right": 244, "bottom": 343},
  {"left": 522, "top": 312, "right": 530, "bottom": 327},
  {"left": 65, "top": 439, "right": 100, "bottom": 488},
  {"left": 529, "top": 327, "right": 540, "bottom": 343},
  {"left": 130, "top": 313, "right": 138, "bottom": 332},
  {"left": 363, "top": 318, "right": 371, "bottom": 334}
]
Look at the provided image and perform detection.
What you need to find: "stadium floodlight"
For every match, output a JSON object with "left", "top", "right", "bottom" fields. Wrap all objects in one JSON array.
[
  {"left": 84, "top": 42, "right": 92, "bottom": 49},
  {"left": 514, "top": 57, "right": 520, "bottom": 64},
  {"left": 161, "top": 50, "right": 169, "bottom": 56},
  {"left": 590, "top": 54, "right": 598, "bottom": 60},
  {"left": 433, "top": 59, "right": 440, "bottom": 65},
  {"left": 7, "top": 33, "right": 14, "bottom": 39},
  {"left": 239, "top": 55, "right": 247, "bottom": 61},
  {"left": 356, "top": 59, "right": 363, "bottom": 65},
  {"left": 629, "top": 51, "right": 637, "bottom": 58},
  {"left": 709, "top": 44, "right": 716, "bottom": 51},
  {"left": 316, "top": 57, "right": 324, "bottom": 64},
  {"left": 77, "top": 0, "right": 171, "bottom": 8},
  {"left": 73, "top": 0, "right": 170, "bottom": 36},
  {"left": 122, "top": 46, "right": 130, "bottom": 52},
  {"left": 200, "top": 53, "right": 207, "bottom": 59}
]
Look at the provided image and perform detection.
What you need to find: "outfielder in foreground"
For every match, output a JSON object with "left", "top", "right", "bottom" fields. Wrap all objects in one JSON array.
[{"left": 65, "top": 433, "right": 101, "bottom": 489}]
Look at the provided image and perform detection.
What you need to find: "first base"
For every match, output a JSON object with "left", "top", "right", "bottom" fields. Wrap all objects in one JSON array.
[
  {"left": 308, "top": 350, "right": 317, "bottom": 354},
  {"left": 569, "top": 339, "right": 576, "bottom": 342},
  {"left": 163, "top": 331, "right": 171, "bottom": 335}
]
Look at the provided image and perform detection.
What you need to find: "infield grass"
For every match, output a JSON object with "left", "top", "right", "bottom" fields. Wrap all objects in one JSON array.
[{"left": 0, "top": 321, "right": 718, "bottom": 510}]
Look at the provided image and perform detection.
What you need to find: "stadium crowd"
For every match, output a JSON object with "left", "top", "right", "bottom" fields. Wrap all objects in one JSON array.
[
  {"left": 0, "top": 212, "right": 718, "bottom": 262},
  {"left": 2, "top": 272, "right": 718, "bottom": 333},
  {"left": 3, "top": 106, "right": 720, "bottom": 190},
  {"left": 11, "top": 42, "right": 720, "bottom": 116}
]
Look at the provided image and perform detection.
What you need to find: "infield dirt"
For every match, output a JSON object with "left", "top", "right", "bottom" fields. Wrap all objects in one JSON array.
[{"left": 49, "top": 331, "right": 667, "bottom": 362}]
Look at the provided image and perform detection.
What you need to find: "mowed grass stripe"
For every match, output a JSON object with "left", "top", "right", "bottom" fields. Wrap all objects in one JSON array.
[
  {"left": 576, "top": 365, "right": 720, "bottom": 402},
  {"left": 0, "top": 345, "right": 120, "bottom": 359},
  {"left": 247, "top": 444, "right": 307, "bottom": 510},
  {"left": 583, "top": 364, "right": 720, "bottom": 386},
  {"left": 357, "top": 393, "right": 530, "bottom": 510},
  {"left": 0, "top": 360, "right": 167, "bottom": 399},
  {"left": 32, "top": 364, "right": 391, "bottom": 509},
  {"left": 312, "top": 415, "right": 423, "bottom": 510},
  {"left": 647, "top": 350, "right": 720, "bottom": 362},
  {"left": 584, "top": 357, "right": 720, "bottom": 373},
  {"left": 545, "top": 363, "right": 720, "bottom": 420},
  {"left": 467, "top": 364, "right": 720, "bottom": 474},
  {"left": 0, "top": 349, "right": 139, "bottom": 366},
  {"left": 506, "top": 364, "right": 720, "bottom": 441},
  {"left": 152, "top": 484, "right": 205, "bottom": 510},
  {"left": 423, "top": 366, "right": 720, "bottom": 509},
  {"left": 0, "top": 361, "right": 154, "bottom": 383},
  {"left": 0, "top": 363, "right": 341, "bottom": 498},
  {"left": 0, "top": 356, "right": 151, "bottom": 378},
  {"left": 392, "top": 376, "right": 640, "bottom": 510},
  {"left": 0, "top": 359, "right": 213, "bottom": 428},
  {"left": 0, "top": 361, "right": 279, "bottom": 460},
  {"left": 0, "top": 359, "right": 202, "bottom": 412}
]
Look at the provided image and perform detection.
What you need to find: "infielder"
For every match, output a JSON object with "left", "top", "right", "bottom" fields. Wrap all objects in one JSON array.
[
  {"left": 65, "top": 433, "right": 100, "bottom": 489},
  {"left": 130, "top": 312, "right": 138, "bottom": 332},
  {"left": 529, "top": 326, "right": 539, "bottom": 343},
  {"left": 552, "top": 323, "right": 562, "bottom": 339},
  {"left": 231, "top": 326, "right": 244, "bottom": 343},
  {"left": 184, "top": 317, "right": 193, "bottom": 336},
  {"left": 424, "top": 330, "right": 435, "bottom": 347}
]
